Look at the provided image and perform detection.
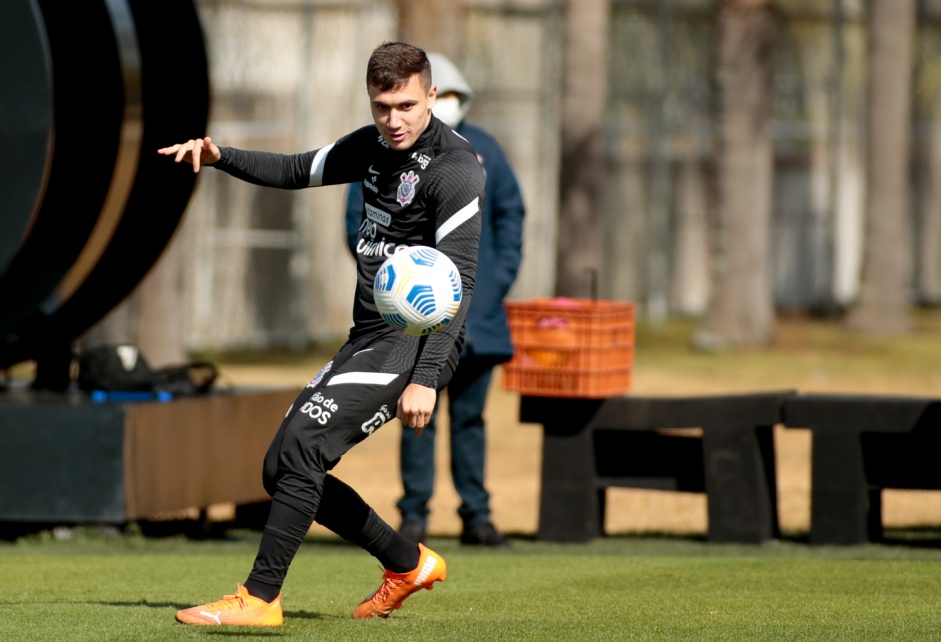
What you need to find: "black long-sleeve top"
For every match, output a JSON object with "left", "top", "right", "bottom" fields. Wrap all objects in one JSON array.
[{"left": 212, "top": 115, "right": 485, "bottom": 388}]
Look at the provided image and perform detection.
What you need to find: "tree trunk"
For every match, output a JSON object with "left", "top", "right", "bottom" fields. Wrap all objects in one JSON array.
[
  {"left": 695, "top": 0, "right": 776, "bottom": 349},
  {"left": 914, "top": 133, "right": 941, "bottom": 304},
  {"left": 555, "top": 0, "right": 610, "bottom": 298},
  {"left": 845, "top": 0, "right": 915, "bottom": 334},
  {"left": 395, "top": 0, "right": 463, "bottom": 61}
]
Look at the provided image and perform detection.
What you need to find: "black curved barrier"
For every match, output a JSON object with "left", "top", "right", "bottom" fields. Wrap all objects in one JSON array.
[
  {"left": 0, "top": 0, "right": 123, "bottom": 345},
  {"left": 0, "top": 0, "right": 52, "bottom": 279},
  {"left": 0, "top": 0, "right": 210, "bottom": 389}
]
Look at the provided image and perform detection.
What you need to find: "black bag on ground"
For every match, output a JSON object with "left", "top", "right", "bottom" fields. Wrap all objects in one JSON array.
[
  {"left": 77, "top": 344, "right": 218, "bottom": 397},
  {"left": 77, "top": 344, "right": 155, "bottom": 392},
  {"left": 149, "top": 361, "right": 218, "bottom": 396}
]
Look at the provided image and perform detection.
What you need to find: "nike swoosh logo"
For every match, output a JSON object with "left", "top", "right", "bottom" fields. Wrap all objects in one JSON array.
[
  {"left": 368, "top": 165, "right": 380, "bottom": 174},
  {"left": 199, "top": 611, "right": 222, "bottom": 624}
]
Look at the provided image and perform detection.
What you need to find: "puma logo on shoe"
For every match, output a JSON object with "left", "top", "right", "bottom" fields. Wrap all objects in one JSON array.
[
  {"left": 199, "top": 611, "right": 222, "bottom": 625},
  {"left": 414, "top": 555, "right": 438, "bottom": 585}
]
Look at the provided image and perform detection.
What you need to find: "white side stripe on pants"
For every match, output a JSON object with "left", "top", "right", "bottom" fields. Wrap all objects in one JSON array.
[{"left": 326, "top": 372, "right": 399, "bottom": 386}]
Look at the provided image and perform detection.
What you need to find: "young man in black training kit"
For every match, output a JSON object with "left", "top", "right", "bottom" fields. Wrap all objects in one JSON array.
[
  {"left": 158, "top": 41, "right": 485, "bottom": 626},
  {"left": 346, "top": 52, "right": 524, "bottom": 547}
]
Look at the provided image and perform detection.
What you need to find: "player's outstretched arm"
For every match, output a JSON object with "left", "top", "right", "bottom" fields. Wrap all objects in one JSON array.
[{"left": 157, "top": 136, "right": 221, "bottom": 173}]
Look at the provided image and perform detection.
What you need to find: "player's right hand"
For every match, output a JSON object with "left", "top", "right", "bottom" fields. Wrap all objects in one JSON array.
[{"left": 157, "top": 136, "right": 221, "bottom": 173}]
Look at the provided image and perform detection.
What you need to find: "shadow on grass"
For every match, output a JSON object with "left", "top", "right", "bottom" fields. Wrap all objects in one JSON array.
[
  {"left": 200, "top": 632, "right": 285, "bottom": 638},
  {"left": 880, "top": 527, "right": 941, "bottom": 548},
  {"left": 57, "top": 600, "right": 337, "bottom": 623},
  {"left": 518, "top": 528, "right": 941, "bottom": 549}
]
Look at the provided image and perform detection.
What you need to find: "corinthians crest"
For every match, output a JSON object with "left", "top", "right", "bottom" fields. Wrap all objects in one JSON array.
[{"left": 397, "top": 170, "right": 420, "bottom": 206}]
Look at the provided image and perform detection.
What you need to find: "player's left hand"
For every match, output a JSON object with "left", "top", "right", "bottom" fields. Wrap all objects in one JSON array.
[{"left": 397, "top": 383, "right": 436, "bottom": 435}]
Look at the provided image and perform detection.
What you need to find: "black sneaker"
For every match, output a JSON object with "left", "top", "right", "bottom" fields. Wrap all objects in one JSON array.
[
  {"left": 460, "top": 522, "right": 511, "bottom": 548},
  {"left": 398, "top": 519, "right": 426, "bottom": 544}
]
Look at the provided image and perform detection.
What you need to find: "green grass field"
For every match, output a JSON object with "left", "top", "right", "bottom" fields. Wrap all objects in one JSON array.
[
  {"left": 7, "top": 312, "right": 941, "bottom": 640},
  {"left": 3, "top": 529, "right": 941, "bottom": 641}
]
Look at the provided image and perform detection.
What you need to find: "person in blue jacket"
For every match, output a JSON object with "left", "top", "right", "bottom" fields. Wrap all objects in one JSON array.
[{"left": 346, "top": 52, "right": 525, "bottom": 547}]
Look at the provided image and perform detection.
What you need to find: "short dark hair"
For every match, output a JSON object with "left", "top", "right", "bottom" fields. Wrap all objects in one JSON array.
[{"left": 366, "top": 41, "right": 431, "bottom": 92}]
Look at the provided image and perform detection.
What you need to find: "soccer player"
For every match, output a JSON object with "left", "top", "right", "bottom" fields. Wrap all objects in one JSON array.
[
  {"left": 158, "top": 41, "right": 484, "bottom": 626},
  {"left": 346, "top": 52, "right": 525, "bottom": 547}
]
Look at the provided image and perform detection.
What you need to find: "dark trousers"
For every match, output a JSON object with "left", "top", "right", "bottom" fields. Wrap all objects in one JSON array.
[{"left": 397, "top": 352, "right": 495, "bottom": 528}]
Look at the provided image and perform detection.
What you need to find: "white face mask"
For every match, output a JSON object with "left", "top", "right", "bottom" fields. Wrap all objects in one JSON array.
[{"left": 433, "top": 95, "right": 463, "bottom": 128}]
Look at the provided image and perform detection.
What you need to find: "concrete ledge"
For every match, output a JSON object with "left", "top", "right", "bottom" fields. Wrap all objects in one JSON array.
[{"left": 0, "top": 387, "right": 294, "bottom": 525}]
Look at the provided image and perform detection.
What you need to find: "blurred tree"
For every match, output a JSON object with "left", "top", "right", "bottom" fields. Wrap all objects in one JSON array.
[
  {"left": 395, "top": 0, "right": 462, "bottom": 61},
  {"left": 694, "top": 0, "right": 776, "bottom": 349},
  {"left": 555, "top": 0, "right": 610, "bottom": 298},
  {"left": 846, "top": 0, "right": 916, "bottom": 334},
  {"left": 134, "top": 235, "right": 186, "bottom": 367}
]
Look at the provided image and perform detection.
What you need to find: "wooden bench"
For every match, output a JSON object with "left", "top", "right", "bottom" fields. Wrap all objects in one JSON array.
[
  {"left": 519, "top": 391, "right": 794, "bottom": 543},
  {"left": 783, "top": 393, "right": 941, "bottom": 545}
]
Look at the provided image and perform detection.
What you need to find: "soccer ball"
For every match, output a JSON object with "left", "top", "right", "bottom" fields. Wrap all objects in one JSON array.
[{"left": 373, "top": 246, "right": 462, "bottom": 336}]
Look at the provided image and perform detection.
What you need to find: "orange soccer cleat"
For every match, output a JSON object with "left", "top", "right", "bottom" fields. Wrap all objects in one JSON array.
[
  {"left": 353, "top": 543, "right": 447, "bottom": 619},
  {"left": 175, "top": 584, "right": 283, "bottom": 627}
]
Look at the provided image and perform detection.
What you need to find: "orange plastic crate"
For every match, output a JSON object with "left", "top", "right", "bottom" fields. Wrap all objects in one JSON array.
[{"left": 501, "top": 298, "right": 634, "bottom": 398}]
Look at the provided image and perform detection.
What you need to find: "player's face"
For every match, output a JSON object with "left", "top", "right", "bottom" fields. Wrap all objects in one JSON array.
[{"left": 368, "top": 74, "right": 436, "bottom": 151}]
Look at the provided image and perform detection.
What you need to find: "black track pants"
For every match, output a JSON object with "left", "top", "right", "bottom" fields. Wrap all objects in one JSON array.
[{"left": 247, "top": 330, "right": 456, "bottom": 588}]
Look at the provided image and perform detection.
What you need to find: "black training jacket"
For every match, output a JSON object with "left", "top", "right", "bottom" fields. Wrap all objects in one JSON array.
[{"left": 213, "top": 115, "right": 485, "bottom": 389}]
